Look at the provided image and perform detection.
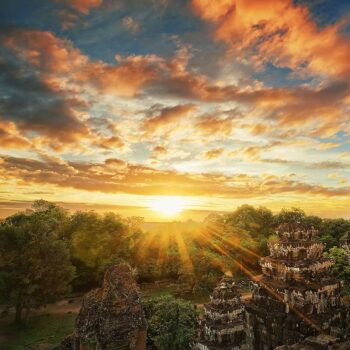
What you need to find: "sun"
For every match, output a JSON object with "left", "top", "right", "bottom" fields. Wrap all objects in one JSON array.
[{"left": 149, "top": 196, "right": 186, "bottom": 217}]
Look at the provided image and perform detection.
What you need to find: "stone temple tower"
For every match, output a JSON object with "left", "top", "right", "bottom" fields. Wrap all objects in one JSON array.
[
  {"left": 194, "top": 276, "right": 246, "bottom": 350},
  {"left": 245, "top": 222, "right": 346, "bottom": 350}
]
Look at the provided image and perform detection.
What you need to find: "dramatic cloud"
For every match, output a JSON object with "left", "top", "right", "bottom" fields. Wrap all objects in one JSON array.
[
  {"left": 142, "top": 104, "right": 197, "bottom": 136},
  {"left": 1, "top": 155, "right": 349, "bottom": 199},
  {"left": 2, "top": 29, "right": 86, "bottom": 74},
  {"left": 191, "top": 0, "right": 350, "bottom": 77},
  {"left": 0, "top": 121, "right": 31, "bottom": 149},
  {"left": 1, "top": 1, "right": 350, "bottom": 218},
  {"left": 194, "top": 114, "right": 235, "bottom": 137},
  {"left": 0, "top": 57, "right": 88, "bottom": 143},
  {"left": 2, "top": 29, "right": 159, "bottom": 97},
  {"left": 58, "top": 0, "right": 103, "bottom": 14},
  {"left": 79, "top": 54, "right": 161, "bottom": 97},
  {"left": 93, "top": 135, "right": 126, "bottom": 150}
]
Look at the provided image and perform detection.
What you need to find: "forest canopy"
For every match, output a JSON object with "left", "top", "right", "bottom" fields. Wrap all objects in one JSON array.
[{"left": 0, "top": 200, "right": 349, "bottom": 324}]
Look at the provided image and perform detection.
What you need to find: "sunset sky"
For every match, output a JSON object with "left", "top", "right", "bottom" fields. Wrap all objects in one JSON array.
[{"left": 0, "top": 0, "right": 350, "bottom": 220}]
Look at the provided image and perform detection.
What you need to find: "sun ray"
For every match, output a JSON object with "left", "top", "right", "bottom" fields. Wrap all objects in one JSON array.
[
  {"left": 209, "top": 230, "right": 261, "bottom": 260},
  {"left": 174, "top": 231, "right": 193, "bottom": 273},
  {"left": 136, "top": 231, "right": 158, "bottom": 262},
  {"left": 157, "top": 230, "right": 170, "bottom": 268},
  {"left": 199, "top": 230, "right": 323, "bottom": 334}
]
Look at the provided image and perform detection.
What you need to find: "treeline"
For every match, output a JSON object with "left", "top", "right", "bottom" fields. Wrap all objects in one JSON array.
[{"left": 0, "top": 200, "right": 349, "bottom": 324}]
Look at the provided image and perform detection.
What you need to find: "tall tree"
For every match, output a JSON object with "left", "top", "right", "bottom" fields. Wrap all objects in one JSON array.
[
  {"left": 319, "top": 219, "right": 350, "bottom": 250},
  {"left": 0, "top": 200, "right": 75, "bottom": 324},
  {"left": 274, "top": 208, "right": 322, "bottom": 229},
  {"left": 324, "top": 247, "right": 350, "bottom": 284},
  {"left": 143, "top": 295, "right": 197, "bottom": 350},
  {"left": 68, "top": 211, "right": 135, "bottom": 287},
  {"left": 224, "top": 205, "right": 274, "bottom": 255}
]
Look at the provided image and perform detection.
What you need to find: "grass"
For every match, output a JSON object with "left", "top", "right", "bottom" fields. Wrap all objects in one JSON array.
[
  {"left": 142, "top": 287, "right": 173, "bottom": 299},
  {"left": 140, "top": 283, "right": 211, "bottom": 305},
  {"left": 0, "top": 313, "right": 77, "bottom": 350},
  {"left": 140, "top": 282, "right": 174, "bottom": 300},
  {"left": 182, "top": 293, "right": 210, "bottom": 305}
]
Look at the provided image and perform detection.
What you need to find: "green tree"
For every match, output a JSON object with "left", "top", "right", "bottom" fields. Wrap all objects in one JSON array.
[
  {"left": 224, "top": 205, "right": 274, "bottom": 255},
  {"left": 325, "top": 247, "right": 350, "bottom": 282},
  {"left": 319, "top": 219, "right": 350, "bottom": 250},
  {"left": 143, "top": 295, "right": 197, "bottom": 350},
  {"left": 0, "top": 200, "right": 75, "bottom": 324},
  {"left": 274, "top": 208, "right": 306, "bottom": 226},
  {"left": 274, "top": 208, "right": 322, "bottom": 229},
  {"left": 68, "top": 211, "right": 136, "bottom": 288}
]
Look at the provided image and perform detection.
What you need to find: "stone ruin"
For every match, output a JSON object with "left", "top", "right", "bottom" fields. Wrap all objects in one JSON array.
[
  {"left": 61, "top": 263, "right": 146, "bottom": 350},
  {"left": 245, "top": 222, "right": 348, "bottom": 350},
  {"left": 58, "top": 226, "right": 350, "bottom": 350},
  {"left": 194, "top": 276, "right": 246, "bottom": 350},
  {"left": 274, "top": 334, "right": 350, "bottom": 350}
]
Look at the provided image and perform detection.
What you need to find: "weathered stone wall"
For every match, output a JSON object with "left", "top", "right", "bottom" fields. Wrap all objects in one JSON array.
[
  {"left": 245, "top": 224, "right": 348, "bottom": 350},
  {"left": 274, "top": 334, "right": 350, "bottom": 350},
  {"left": 194, "top": 276, "right": 246, "bottom": 350},
  {"left": 61, "top": 263, "right": 146, "bottom": 350}
]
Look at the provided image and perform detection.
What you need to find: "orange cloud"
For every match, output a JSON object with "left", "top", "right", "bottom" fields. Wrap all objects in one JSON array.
[
  {"left": 1, "top": 155, "right": 349, "bottom": 199},
  {"left": 249, "top": 123, "right": 271, "bottom": 136},
  {"left": 3, "top": 29, "right": 160, "bottom": 97},
  {"left": 105, "top": 158, "right": 127, "bottom": 168},
  {"left": 203, "top": 148, "right": 225, "bottom": 160},
  {"left": 152, "top": 145, "right": 168, "bottom": 158},
  {"left": 142, "top": 104, "right": 197, "bottom": 135},
  {"left": 0, "top": 121, "right": 31, "bottom": 150},
  {"left": 94, "top": 135, "right": 126, "bottom": 150},
  {"left": 79, "top": 54, "right": 160, "bottom": 97},
  {"left": 3, "top": 29, "right": 87, "bottom": 74},
  {"left": 192, "top": 0, "right": 350, "bottom": 78},
  {"left": 195, "top": 115, "right": 235, "bottom": 137},
  {"left": 58, "top": 0, "right": 103, "bottom": 14},
  {"left": 3, "top": 28, "right": 349, "bottom": 144}
]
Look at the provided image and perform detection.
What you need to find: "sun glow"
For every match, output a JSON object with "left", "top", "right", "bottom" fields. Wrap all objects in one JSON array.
[{"left": 149, "top": 196, "right": 186, "bottom": 217}]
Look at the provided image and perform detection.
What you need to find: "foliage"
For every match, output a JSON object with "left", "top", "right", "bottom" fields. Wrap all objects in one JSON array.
[
  {"left": 67, "top": 211, "right": 141, "bottom": 289},
  {"left": 0, "top": 200, "right": 75, "bottom": 324},
  {"left": 192, "top": 271, "right": 220, "bottom": 295},
  {"left": 1, "top": 199, "right": 350, "bottom": 307},
  {"left": 224, "top": 205, "right": 275, "bottom": 255},
  {"left": 273, "top": 208, "right": 322, "bottom": 229},
  {"left": 318, "top": 219, "right": 350, "bottom": 251},
  {"left": 66, "top": 205, "right": 349, "bottom": 295},
  {"left": 267, "top": 234, "right": 279, "bottom": 244},
  {"left": 324, "top": 247, "right": 350, "bottom": 283},
  {"left": 143, "top": 295, "right": 197, "bottom": 350}
]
